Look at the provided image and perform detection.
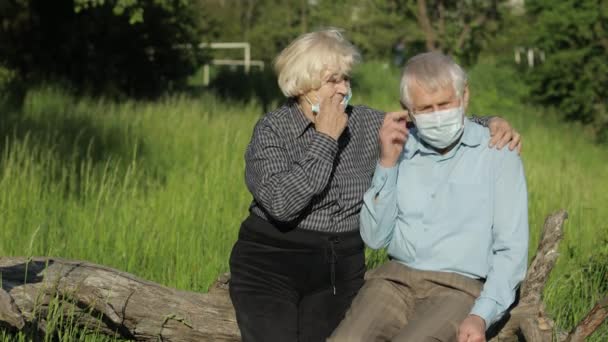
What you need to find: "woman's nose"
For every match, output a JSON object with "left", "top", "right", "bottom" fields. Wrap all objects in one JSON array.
[{"left": 336, "top": 80, "right": 349, "bottom": 93}]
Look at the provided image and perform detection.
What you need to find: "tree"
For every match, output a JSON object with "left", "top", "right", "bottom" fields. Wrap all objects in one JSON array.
[
  {"left": 0, "top": 0, "right": 208, "bottom": 97},
  {"left": 411, "top": 0, "right": 505, "bottom": 65},
  {"left": 525, "top": 0, "right": 608, "bottom": 142},
  {"left": 303, "top": 0, "right": 507, "bottom": 65}
]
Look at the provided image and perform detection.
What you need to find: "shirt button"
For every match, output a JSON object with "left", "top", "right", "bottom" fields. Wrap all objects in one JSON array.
[{"left": 431, "top": 194, "right": 435, "bottom": 198}]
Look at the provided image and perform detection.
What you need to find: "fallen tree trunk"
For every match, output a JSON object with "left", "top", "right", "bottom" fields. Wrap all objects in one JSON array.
[
  {"left": 488, "top": 209, "right": 568, "bottom": 341},
  {"left": 0, "top": 257, "right": 240, "bottom": 341},
  {"left": 0, "top": 210, "right": 606, "bottom": 341}
]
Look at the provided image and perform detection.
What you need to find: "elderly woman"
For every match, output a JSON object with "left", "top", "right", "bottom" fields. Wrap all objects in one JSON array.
[{"left": 228, "top": 29, "right": 521, "bottom": 342}]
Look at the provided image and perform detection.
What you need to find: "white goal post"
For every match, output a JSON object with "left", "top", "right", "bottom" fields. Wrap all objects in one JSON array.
[{"left": 198, "top": 42, "right": 265, "bottom": 86}]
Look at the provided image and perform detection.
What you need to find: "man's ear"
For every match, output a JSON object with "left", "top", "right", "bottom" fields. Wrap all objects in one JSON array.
[
  {"left": 463, "top": 84, "right": 470, "bottom": 111},
  {"left": 399, "top": 101, "right": 413, "bottom": 122}
]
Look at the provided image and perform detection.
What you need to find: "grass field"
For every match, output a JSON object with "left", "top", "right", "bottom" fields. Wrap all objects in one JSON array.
[{"left": 0, "top": 59, "right": 606, "bottom": 340}]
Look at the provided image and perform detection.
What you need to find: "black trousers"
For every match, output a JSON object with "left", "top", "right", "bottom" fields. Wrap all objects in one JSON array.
[{"left": 229, "top": 214, "right": 366, "bottom": 342}]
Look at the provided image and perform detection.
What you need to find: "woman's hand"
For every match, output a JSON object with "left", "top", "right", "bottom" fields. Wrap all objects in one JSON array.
[
  {"left": 488, "top": 117, "right": 522, "bottom": 154},
  {"left": 315, "top": 92, "right": 348, "bottom": 141}
]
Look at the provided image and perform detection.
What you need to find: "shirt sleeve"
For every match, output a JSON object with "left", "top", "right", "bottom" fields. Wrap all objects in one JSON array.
[
  {"left": 245, "top": 119, "right": 338, "bottom": 223},
  {"left": 469, "top": 149, "right": 529, "bottom": 328},
  {"left": 469, "top": 115, "right": 492, "bottom": 127},
  {"left": 359, "top": 163, "right": 400, "bottom": 249}
]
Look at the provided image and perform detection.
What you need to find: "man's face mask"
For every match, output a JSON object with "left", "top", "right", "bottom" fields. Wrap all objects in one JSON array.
[{"left": 412, "top": 105, "right": 465, "bottom": 149}]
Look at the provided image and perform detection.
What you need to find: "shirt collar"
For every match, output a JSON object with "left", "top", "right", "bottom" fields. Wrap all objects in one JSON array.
[
  {"left": 286, "top": 100, "right": 355, "bottom": 138},
  {"left": 287, "top": 99, "right": 313, "bottom": 138},
  {"left": 402, "top": 117, "right": 482, "bottom": 160}
]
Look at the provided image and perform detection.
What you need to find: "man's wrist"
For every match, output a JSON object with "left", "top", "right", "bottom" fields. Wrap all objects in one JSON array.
[
  {"left": 379, "top": 158, "right": 397, "bottom": 168},
  {"left": 467, "top": 314, "right": 487, "bottom": 330},
  {"left": 371, "top": 162, "right": 399, "bottom": 190}
]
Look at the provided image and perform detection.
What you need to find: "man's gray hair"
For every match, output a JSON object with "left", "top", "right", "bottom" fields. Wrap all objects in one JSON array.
[{"left": 399, "top": 52, "right": 468, "bottom": 110}]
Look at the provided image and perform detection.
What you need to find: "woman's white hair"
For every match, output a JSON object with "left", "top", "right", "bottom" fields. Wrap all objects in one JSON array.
[
  {"left": 274, "top": 28, "right": 360, "bottom": 97},
  {"left": 399, "top": 52, "right": 468, "bottom": 110}
]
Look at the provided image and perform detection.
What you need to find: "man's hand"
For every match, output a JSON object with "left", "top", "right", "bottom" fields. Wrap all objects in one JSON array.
[
  {"left": 379, "top": 111, "right": 409, "bottom": 167},
  {"left": 315, "top": 93, "right": 348, "bottom": 141},
  {"left": 488, "top": 117, "right": 522, "bottom": 154},
  {"left": 457, "top": 315, "right": 486, "bottom": 342}
]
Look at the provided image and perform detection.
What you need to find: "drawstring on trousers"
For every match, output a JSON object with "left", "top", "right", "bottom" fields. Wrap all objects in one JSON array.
[{"left": 329, "top": 236, "right": 340, "bottom": 295}]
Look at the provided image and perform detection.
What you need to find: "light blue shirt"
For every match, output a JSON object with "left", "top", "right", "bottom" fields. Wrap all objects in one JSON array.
[{"left": 360, "top": 118, "right": 529, "bottom": 327}]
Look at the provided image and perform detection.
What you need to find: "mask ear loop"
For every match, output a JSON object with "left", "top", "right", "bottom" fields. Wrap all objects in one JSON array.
[
  {"left": 400, "top": 101, "right": 414, "bottom": 126},
  {"left": 304, "top": 94, "right": 321, "bottom": 115},
  {"left": 304, "top": 95, "right": 314, "bottom": 106}
]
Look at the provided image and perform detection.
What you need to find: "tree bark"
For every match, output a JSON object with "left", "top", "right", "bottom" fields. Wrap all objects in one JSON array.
[
  {"left": 565, "top": 295, "right": 608, "bottom": 342},
  {"left": 455, "top": 14, "right": 487, "bottom": 51},
  {"left": 521, "top": 210, "right": 568, "bottom": 305},
  {"left": 437, "top": 0, "right": 445, "bottom": 48},
  {"left": 0, "top": 257, "right": 239, "bottom": 341},
  {"left": 487, "top": 210, "right": 568, "bottom": 342},
  {"left": 416, "top": 0, "right": 437, "bottom": 51}
]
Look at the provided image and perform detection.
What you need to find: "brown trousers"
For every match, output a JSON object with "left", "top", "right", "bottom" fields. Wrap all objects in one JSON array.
[{"left": 328, "top": 261, "right": 483, "bottom": 342}]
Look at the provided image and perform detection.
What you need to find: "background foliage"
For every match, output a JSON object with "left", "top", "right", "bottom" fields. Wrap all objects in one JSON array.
[
  {"left": 525, "top": 0, "right": 608, "bottom": 142},
  {"left": 1, "top": 0, "right": 605, "bottom": 138},
  {"left": 0, "top": 0, "right": 207, "bottom": 97}
]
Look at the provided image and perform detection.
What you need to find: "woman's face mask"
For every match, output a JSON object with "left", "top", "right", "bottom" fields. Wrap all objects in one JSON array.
[
  {"left": 341, "top": 87, "right": 352, "bottom": 107},
  {"left": 305, "top": 87, "right": 352, "bottom": 114},
  {"left": 412, "top": 105, "right": 465, "bottom": 149},
  {"left": 304, "top": 95, "right": 321, "bottom": 114}
]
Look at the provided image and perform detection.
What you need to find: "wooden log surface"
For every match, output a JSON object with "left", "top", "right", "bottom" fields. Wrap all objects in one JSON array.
[
  {"left": 565, "top": 295, "right": 608, "bottom": 342},
  {"left": 520, "top": 210, "right": 568, "bottom": 306},
  {"left": 487, "top": 210, "right": 568, "bottom": 342},
  {"left": 0, "top": 257, "right": 240, "bottom": 341},
  {"left": 0, "top": 210, "right": 605, "bottom": 341}
]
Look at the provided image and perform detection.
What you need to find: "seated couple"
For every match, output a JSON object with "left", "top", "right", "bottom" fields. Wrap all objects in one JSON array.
[{"left": 228, "top": 28, "right": 527, "bottom": 342}]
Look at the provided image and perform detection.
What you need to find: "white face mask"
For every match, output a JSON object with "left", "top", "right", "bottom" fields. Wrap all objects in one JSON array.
[
  {"left": 305, "top": 88, "right": 352, "bottom": 114},
  {"left": 341, "top": 87, "right": 352, "bottom": 107},
  {"left": 412, "top": 106, "right": 465, "bottom": 149},
  {"left": 305, "top": 95, "right": 320, "bottom": 114}
]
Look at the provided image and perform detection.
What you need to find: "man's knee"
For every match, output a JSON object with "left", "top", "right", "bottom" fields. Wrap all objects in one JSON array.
[{"left": 328, "top": 278, "right": 409, "bottom": 342}]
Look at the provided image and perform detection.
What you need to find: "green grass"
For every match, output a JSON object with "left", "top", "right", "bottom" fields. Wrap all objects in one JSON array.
[{"left": 1, "top": 60, "right": 607, "bottom": 340}]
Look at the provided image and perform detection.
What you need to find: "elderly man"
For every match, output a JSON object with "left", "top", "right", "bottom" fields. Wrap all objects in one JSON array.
[{"left": 329, "top": 52, "right": 529, "bottom": 342}]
